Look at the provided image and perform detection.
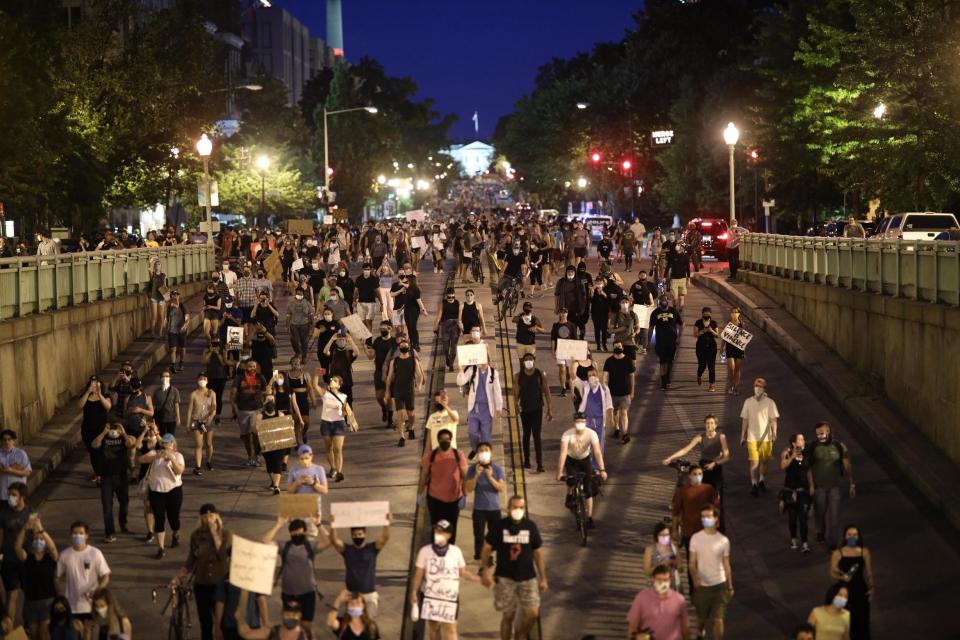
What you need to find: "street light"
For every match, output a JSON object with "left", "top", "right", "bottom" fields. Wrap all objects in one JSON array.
[
  {"left": 873, "top": 102, "right": 886, "bottom": 119},
  {"left": 577, "top": 177, "right": 588, "bottom": 189},
  {"left": 723, "top": 122, "right": 740, "bottom": 223},
  {"left": 576, "top": 102, "right": 589, "bottom": 110},
  {"left": 195, "top": 133, "right": 214, "bottom": 247},
  {"left": 377, "top": 175, "right": 387, "bottom": 185},
  {"left": 322, "top": 106, "right": 379, "bottom": 197},
  {"left": 255, "top": 154, "right": 271, "bottom": 226}
]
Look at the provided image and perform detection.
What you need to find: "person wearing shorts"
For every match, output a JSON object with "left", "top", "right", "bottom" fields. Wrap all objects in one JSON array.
[
  {"left": 670, "top": 277, "right": 688, "bottom": 302},
  {"left": 739, "top": 377, "right": 779, "bottom": 496},
  {"left": 384, "top": 337, "right": 423, "bottom": 447},
  {"left": 689, "top": 505, "right": 732, "bottom": 639}
]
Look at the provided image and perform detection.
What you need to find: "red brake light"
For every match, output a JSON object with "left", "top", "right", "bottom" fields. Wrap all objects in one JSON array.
[
  {"left": 701, "top": 222, "right": 713, "bottom": 227},
  {"left": 718, "top": 232, "right": 728, "bottom": 240}
]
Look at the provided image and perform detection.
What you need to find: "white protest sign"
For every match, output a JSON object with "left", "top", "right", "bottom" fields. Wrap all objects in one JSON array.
[
  {"left": 405, "top": 210, "right": 426, "bottom": 222},
  {"left": 291, "top": 258, "right": 304, "bottom": 272},
  {"left": 229, "top": 535, "right": 278, "bottom": 595},
  {"left": 456, "top": 343, "right": 488, "bottom": 366},
  {"left": 633, "top": 304, "right": 653, "bottom": 330},
  {"left": 226, "top": 326, "right": 244, "bottom": 349},
  {"left": 721, "top": 322, "right": 754, "bottom": 351},
  {"left": 323, "top": 215, "right": 334, "bottom": 225},
  {"left": 330, "top": 501, "right": 390, "bottom": 528},
  {"left": 555, "top": 338, "right": 588, "bottom": 361},
  {"left": 341, "top": 313, "right": 372, "bottom": 341},
  {"left": 421, "top": 596, "right": 458, "bottom": 623},
  {"left": 411, "top": 236, "right": 427, "bottom": 250}
]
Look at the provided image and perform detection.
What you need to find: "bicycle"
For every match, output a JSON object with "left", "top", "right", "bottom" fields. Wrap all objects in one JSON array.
[
  {"left": 561, "top": 471, "right": 592, "bottom": 546},
  {"left": 667, "top": 458, "right": 693, "bottom": 487},
  {"left": 471, "top": 243, "right": 485, "bottom": 284},
  {"left": 498, "top": 275, "right": 521, "bottom": 322},
  {"left": 153, "top": 580, "right": 193, "bottom": 640}
]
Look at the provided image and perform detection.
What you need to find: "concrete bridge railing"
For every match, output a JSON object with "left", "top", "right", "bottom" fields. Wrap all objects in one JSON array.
[
  {"left": 741, "top": 234, "right": 960, "bottom": 306},
  {"left": 0, "top": 245, "right": 215, "bottom": 320}
]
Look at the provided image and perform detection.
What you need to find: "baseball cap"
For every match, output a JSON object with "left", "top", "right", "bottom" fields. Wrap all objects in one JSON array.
[
  {"left": 297, "top": 444, "right": 313, "bottom": 455},
  {"left": 434, "top": 519, "right": 453, "bottom": 532},
  {"left": 161, "top": 433, "right": 175, "bottom": 443},
  {"left": 199, "top": 503, "right": 218, "bottom": 515}
]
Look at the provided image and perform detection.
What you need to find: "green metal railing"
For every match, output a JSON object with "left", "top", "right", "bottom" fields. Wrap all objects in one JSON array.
[
  {"left": 0, "top": 245, "right": 215, "bottom": 320},
  {"left": 740, "top": 234, "right": 960, "bottom": 306}
]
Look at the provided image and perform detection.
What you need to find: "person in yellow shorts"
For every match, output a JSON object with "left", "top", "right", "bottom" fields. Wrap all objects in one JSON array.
[{"left": 739, "top": 377, "right": 779, "bottom": 497}]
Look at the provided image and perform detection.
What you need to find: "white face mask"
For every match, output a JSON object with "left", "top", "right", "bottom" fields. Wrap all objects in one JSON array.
[
  {"left": 95, "top": 606, "right": 108, "bottom": 619},
  {"left": 7, "top": 496, "right": 19, "bottom": 508},
  {"left": 471, "top": 331, "right": 481, "bottom": 340},
  {"left": 588, "top": 376, "right": 599, "bottom": 388},
  {"left": 523, "top": 360, "right": 534, "bottom": 370},
  {"left": 433, "top": 533, "right": 448, "bottom": 547},
  {"left": 510, "top": 508, "right": 525, "bottom": 521},
  {"left": 198, "top": 380, "right": 208, "bottom": 389},
  {"left": 754, "top": 386, "right": 765, "bottom": 398},
  {"left": 574, "top": 421, "right": 587, "bottom": 431},
  {"left": 653, "top": 581, "right": 670, "bottom": 595},
  {"left": 161, "top": 377, "right": 171, "bottom": 389},
  {"left": 277, "top": 376, "right": 285, "bottom": 385},
  {"left": 478, "top": 451, "right": 492, "bottom": 464},
  {"left": 295, "top": 294, "right": 304, "bottom": 300}
]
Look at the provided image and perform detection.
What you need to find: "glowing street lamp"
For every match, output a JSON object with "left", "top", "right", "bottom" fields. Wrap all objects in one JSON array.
[
  {"left": 873, "top": 102, "right": 886, "bottom": 119},
  {"left": 577, "top": 177, "right": 588, "bottom": 189},
  {"left": 377, "top": 175, "right": 387, "bottom": 185},
  {"left": 195, "top": 133, "right": 214, "bottom": 247},
  {"left": 723, "top": 122, "right": 740, "bottom": 223}
]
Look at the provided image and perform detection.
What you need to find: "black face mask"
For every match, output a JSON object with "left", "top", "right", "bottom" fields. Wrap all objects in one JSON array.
[
  {"left": 438, "top": 440, "right": 452, "bottom": 452},
  {"left": 352, "top": 537, "right": 365, "bottom": 547},
  {"left": 291, "top": 534, "right": 306, "bottom": 546},
  {"left": 264, "top": 402, "right": 276, "bottom": 413},
  {"left": 433, "top": 403, "right": 445, "bottom": 412},
  {"left": 380, "top": 329, "right": 390, "bottom": 337},
  {"left": 399, "top": 346, "right": 410, "bottom": 353},
  {"left": 613, "top": 347, "right": 624, "bottom": 355}
]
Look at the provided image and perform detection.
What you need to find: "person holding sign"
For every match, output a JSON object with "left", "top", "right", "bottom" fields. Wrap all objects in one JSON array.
[
  {"left": 722, "top": 307, "right": 747, "bottom": 395},
  {"left": 410, "top": 520, "right": 482, "bottom": 638},
  {"left": 550, "top": 309, "right": 578, "bottom": 397},
  {"left": 425, "top": 390, "right": 460, "bottom": 450},
  {"left": 694, "top": 307, "right": 721, "bottom": 392},
  {"left": 287, "top": 446, "right": 329, "bottom": 536},
  {"left": 260, "top": 395, "right": 291, "bottom": 495},
  {"left": 327, "top": 512, "right": 392, "bottom": 621},
  {"left": 456, "top": 362, "right": 504, "bottom": 460}
]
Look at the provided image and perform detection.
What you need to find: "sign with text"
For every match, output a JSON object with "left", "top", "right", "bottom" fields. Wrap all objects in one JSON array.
[
  {"left": 634, "top": 304, "right": 653, "bottom": 330},
  {"left": 323, "top": 215, "right": 334, "bottom": 225},
  {"left": 555, "top": 338, "right": 589, "bottom": 361},
  {"left": 411, "top": 236, "right": 427, "bottom": 250},
  {"left": 256, "top": 415, "right": 297, "bottom": 452},
  {"left": 405, "top": 210, "right": 426, "bottom": 222},
  {"left": 226, "top": 326, "right": 244, "bottom": 350},
  {"left": 721, "top": 322, "right": 754, "bottom": 351},
  {"left": 651, "top": 129, "right": 675, "bottom": 146},
  {"left": 456, "top": 343, "right": 488, "bottom": 366},
  {"left": 341, "top": 313, "right": 372, "bottom": 342},
  {"left": 421, "top": 596, "right": 458, "bottom": 623},
  {"left": 330, "top": 501, "right": 390, "bottom": 528},
  {"left": 280, "top": 494, "right": 320, "bottom": 519},
  {"left": 291, "top": 258, "right": 304, "bottom": 272},
  {"left": 286, "top": 219, "right": 316, "bottom": 236},
  {"left": 229, "top": 535, "right": 278, "bottom": 595}
]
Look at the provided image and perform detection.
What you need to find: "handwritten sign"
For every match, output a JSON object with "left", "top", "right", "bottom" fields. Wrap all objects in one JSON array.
[
  {"left": 226, "top": 326, "right": 244, "bottom": 350},
  {"left": 330, "top": 501, "right": 390, "bottom": 528},
  {"left": 421, "top": 596, "right": 458, "bottom": 623},
  {"left": 411, "top": 236, "right": 427, "bottom": 250},
  {"left": 229, "top": 535, "right": 278, "bottom": 595},
  {"left": 257, "top": 415, "right": 297, "bottom": 452},
  {"left": 405, "top": 210, "right": 426, "bottom": 222},
  {"left": 721, "top": 322, "right": 754, "bottom": 351},
  {"left": 456, "top": 343, "right": 488, "bottom": 366},
  {"left": 323, "top": 215, "right": 334, "bottom": 225},
  {"left": 555, "top": 338, "right": 588, "bottom": 361},
  {"left": 286, "top": 219, "right": 315, "bottom": 236},
  {"left": 633, "top": 304, "right": 653, "bottom": 330},
  {"left": 341, "top": 313, "right": 372, "bottom": 342},
  {"left": 280, "top": 494, "right": 320, "bottom": 519},
  {"left": 291, "top": 258, "right": 304, "bottom": 272}
]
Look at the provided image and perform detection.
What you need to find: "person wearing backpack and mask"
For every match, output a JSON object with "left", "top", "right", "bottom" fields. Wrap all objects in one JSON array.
[
  {"left": 417, "top": 430, "right": 468, "bottom": 544},
  {"left": 456, "top": 362, "right": 504, "bottom": 460},
  {"left": 464, "top": 442, "right": 505, "bottom": 561},
  {"left": 327, "top": 512, "right": 392, "bottom": 620},
  {"left": 806, "top": 422, "right": 855, "bottom": 550},
  {"left": 180, "top": 503, "right": 231, "bottom": 640},
  {"left": 262, "top": 517, "right": 333, "bottom": 629}
]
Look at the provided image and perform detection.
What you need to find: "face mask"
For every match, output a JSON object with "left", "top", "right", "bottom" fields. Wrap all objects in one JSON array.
[
  {"left": 282, "top": 618, "right": 300, "bottom": 630},
  {"left": 833, "top": 596, "right": 848, "bottom": 609},
  {"left": 754, "top": 386, "right": 765, "bottom": 399},
  {"left": 845, "top": 535, "right": 859, "bottom": 547},
  {"left": 522, "top": 313, "right": 532, "bottom": 322},
  {"left": 95, "top": 606, "right": 108, "bottom": 619},
  {"left": 703, "top": 314, "right": 711, "bottom": 319},
  {"left": 32, "top": 537, "right": 46, "bottom": 552},
  {"left": 264, "top": 402, "right": 276, "bottom": 413},
  {"left": 348, "top": 606, "right": 364, "bottom": 619},
  {"left": 339, "top": 271, "right": 346, "bottom": 277},
  {"left": 277, "top": 376, "right": 285, "bottom": 385},
  {"left": 588, "top": 376, "right": 599, "bottom": 388},
  {"left": 567, "top": 273, "right": 574, "bottom": 280},
  {"left": 352, "top": 536, "right": 365, "bottom": 547},
  {"left": 574, "top": 422, "right": 586, "bottom": 432},
  {"left": 290, "top": 534, "right": 306, "bottom": 546},
  {"left": 380, "top": 329, "right": 390, "bottom": 336},
  {"left": 438, "top": 440, "right": 452, "bottom": 452},
  {"left": 433, "top": 533, "right": 448, "bottom": 547},
  {"left": 690, "top": 475, "right": 703, "bottom": 485},
  {"left": 701, "top": 516, "right": 715, "bottom": 529},
  {"left": 613, "top": 347, "right": 624, "bottom": 355},
  {"left": 510, "top": 508, "right": 525, "bottom": 521},
  {"left": 330, "top": 295, "right": 338, "bottom": 301},
  {"left": 162, "top": 377, "right": 170, "bottom": 389},
  {"left": 817, "top": 432, "right": 831, "bottom": 443},
  {"left": 478, "top": 451, "right": 492, "bottom": 464},
  {"left": 658, "top": 533, "right": 671, "bottom": 546},
  {"left": 312, "top": 262, "right": 320, "bottom": 269},
  {"left": 108, "top": 430, "right": 120, "bottom": 439},
  {"left": 198, "top": 379, "right": 209, "bottom": 389},
  {"left": 71, "top": 533, "right": 86, "bottom": 547},
  {"left": 471, "top": 332, "right": 481, "bottom": 340},
  {"left": 222, "top": 264, "right": 230, "bottom": 270},
  {"left": 653, "top": 581, "right": 670, "bottom": 595},
  {"left": 669, "top": 235, "right": 676, "bottom": 241},
  {"left": 513, "top": 249, "right": 520, "bottom": 255},
  {"left": 225, "top": 302, "right": 233, "bottom": 308},
  {"left": 295, "top": 294, "right": 304, "bottom": 300},
  {"left": 399, "top": 346, "right": 410, "bottom": 354},
  {"left": 659, "top": 300, "right": 668, "bottom": 308},
  {"left": 5, "top": 495, "right": 17, "bottom": 509},
  {"left": 524, "top": 360, "right": 534, "bottom": 370}
]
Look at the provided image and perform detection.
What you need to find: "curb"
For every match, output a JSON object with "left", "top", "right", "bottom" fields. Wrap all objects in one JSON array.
[{"left": 692, "top": 272, "right": 960, "bottom": 532}]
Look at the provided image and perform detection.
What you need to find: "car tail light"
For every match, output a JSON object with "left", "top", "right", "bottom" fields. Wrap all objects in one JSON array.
[
  {"left": 702, "top": 222, "right": 713, "bottom": 227},
  {"left": 718, "top": 233, "right": 728, "bottom": 240}
]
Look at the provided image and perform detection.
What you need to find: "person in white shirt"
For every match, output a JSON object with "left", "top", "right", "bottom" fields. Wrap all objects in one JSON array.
[
  {"left": 409, "top": 519, "right": 481, "bottom": 638},
  {"left": 689, "top": 505, "right": 733, "bottom": 640},
  {"left": 220, "top": 260, "right": 238, "bottom": 298},
  {"left": 138, "top": 433, "right": 185, "bottom": 558},
  {"left": 630, "top": 220, "right": 647, "bottom": 258},
  {"left": 739, "top": 377, "right": 779, "bottom": 496},
  {"left": 556, "top": 413, "right": 608, "bottom": 527},
  {"left": 56, "top": 521, "right": 110, "bottom": 616}
]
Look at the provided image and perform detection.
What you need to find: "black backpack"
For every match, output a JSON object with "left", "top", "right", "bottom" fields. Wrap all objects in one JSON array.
[{"left": 275, "top": 539, "right": 316, "bottom": 586}]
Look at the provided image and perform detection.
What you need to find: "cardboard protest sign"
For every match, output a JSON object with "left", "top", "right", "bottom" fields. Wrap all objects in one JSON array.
[
  {"left": 421, "top": 597, "right": 458, "bottom": 623},
  {"left": 330, "top": 501, "right": 390, "bottom": 528},
  {"left": 286, "top": 219, "right": 315, "bottom": 236},
  {"left": 555, "top": 338, "right": 588, "bottom": 361},
  {"left": 280, "top": 494, "right": 320, "bottom": 519},
  {"left": 633, "top": 304, "right": 653, "bottom": 330},
  {"left": 411, "top": 236, "right": 427, "bottom": 250},
  {"left": 721, "top": 322, "right": 754, "bottom": 351},
  {"left": 256, "top": 415, "right": 297, "bottom": 452},
  {"left": 456, "top": 343, "right": 487, "bottom": 366},
  {"left": 341, "top": 313, "right": 372, "bottom": 341},
  {"left": 229, "top": 535, "right": 278, "bottom": 595}
]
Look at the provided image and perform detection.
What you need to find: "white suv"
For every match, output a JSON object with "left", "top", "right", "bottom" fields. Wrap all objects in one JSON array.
[{"left": 874, "top": 212, "right": 960, "bottom": 240}]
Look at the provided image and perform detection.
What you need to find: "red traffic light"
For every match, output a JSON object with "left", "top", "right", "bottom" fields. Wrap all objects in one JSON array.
[
  {"left": 622, "top": 159, "right": 632, "bottom": 170},
  {"left": 590, "top": 152, "right": 602, "bottom": 163}
]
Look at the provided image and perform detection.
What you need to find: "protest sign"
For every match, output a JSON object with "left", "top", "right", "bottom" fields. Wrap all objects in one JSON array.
[
  {"left": 286, "top": 219, "right": 315, "bottom": 236},
  {"left": 330, "top": 501, "right": 390, "bottom": 528},
  {"left": 555, "top": 338, "right": 588, "bottom": 361},
  {"left": 421, "top": 597, "right": 458, "bottom": 623},
  {"left": 456, "top": 343, "right": 488, "bottom": 366},
  {"left": 280, "top": 494, "right": 320, "bottom": 519},
  {"left": 405, "top": 210, "right": 426, "bottom": 222},
  {"left": 291, "top": 258, "right": 304, "bottom": 272},
  {"left": 256, "top": 415, "right": 297, "bottom": 452},
  {"left": 226, "top": 326, "right": 244, "bottom": 350},
  {"left": 633, "top": 304, "right": 653, "bottom": 330},
  {"left": 721, "top": 322, "right": 754, "bottom": 351},
  {"left": 411, "top": 236, "right": 427, "bottom": 250},
  {"left": 323, "top": 215, "right": 334, "bottom": 225},
  {"left": 229, "top": 535, "right": 278, "bottom": 595},
  {"left": 341, "top": 313, "right": 372, "bottom": 341}
]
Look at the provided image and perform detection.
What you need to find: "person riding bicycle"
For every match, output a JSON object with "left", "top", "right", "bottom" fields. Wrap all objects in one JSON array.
[
  {"left": 556, "top": 412, "right": 608, "bottom": 529},
  {"left": 493, "top": 241, "right": 528, "bottom": 310}
]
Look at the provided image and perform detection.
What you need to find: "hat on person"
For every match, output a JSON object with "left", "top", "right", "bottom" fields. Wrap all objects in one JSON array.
[
  {"left": 282, "top": 600, "right": 302, "bottom": 613},
  {"left": 522, "top": 302, "right": 533, "bottom": 311},
  {"left": 199, "top": 503, "right": 218, "bottom": 515},
  {"left": 574, "top": 411, "right": 586, "bottom": 421},
  {"left": 161, "top": 433, "right": 175, "bottom": 443},
  {"left": 434, "top": 519, "right": 453, "bottom": 532},
  {"left": 297, "top": 444, "right": 313, "bottom": 455}
]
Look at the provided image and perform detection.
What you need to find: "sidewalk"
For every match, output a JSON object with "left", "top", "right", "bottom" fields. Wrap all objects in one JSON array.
[{"left": 692, "top": 271, "right": 960, "bottom": 532}]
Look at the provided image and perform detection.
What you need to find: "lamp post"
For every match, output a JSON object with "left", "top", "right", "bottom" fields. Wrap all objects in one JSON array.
[
  {"left": 255, "top": 154, "right": 271, "bottom": 227},
  {"left": 322, "top": 106, "right": 378, "bottom": 197},
  {"left": 195, "top": 133, "right": 214, "bottom": 247},
  {"left": 723, "top": 122, "right": 740, "bottom": 223}
]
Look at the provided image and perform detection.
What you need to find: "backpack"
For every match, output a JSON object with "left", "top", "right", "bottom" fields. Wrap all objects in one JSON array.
[
  {"left": 426, "top": 447, "right": 464, "bottom": 496},
  {"left": 275, "top": 539, "right": 316, "bottom": 587}
]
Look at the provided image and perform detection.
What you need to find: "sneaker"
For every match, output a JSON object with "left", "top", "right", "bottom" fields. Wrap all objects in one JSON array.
[
  {"left": 790, "top": 538, "right": 799, "bottom": 550},
  {"left": 206, "top": 461, "right": 213, "bottom": 471},
  {"left": 523, "top": 460, "right": 531, "bottom": 469},
  {"left": 565, "top": 495, "right": 575, "bottom": 509},
  {"left": 621, "top": 434, "right": 631, "bottom": 444},
  {"left": 281, "top": 462, "right": 288, "bottom": 473},
  {"left": 335, "top": 472, "right": 344, "bottom": 483},
  {"left": 254, "top": 458, "right": 263, "bottom": 467},
  {"left": 560, "top": 389, "right": 567, "bottom": 397},
  {"left": 155, "top": 548, "right": 165, "bottom": 559},
  {"left": 171, "top": 533, "right": 180, "bottom": 548},
  {"left": 586, "top": 518, "right": 596, "bottom": 529},
  {"left": 750, "top": 484, "right": 759, "bottom": 497},
  {"left": 816, "top": 533, "right": 825, "bottom": 543},
  {"left": 193, "top": 467, "right": 202, "bottom": 476},
  {"left": 641, "top": 348, "right": 647, "bottom": 355},
  {"left": 708, "top": 384, "right": 716, "bottom": 392},
  {"left": 801, "top": 542, "right": 811, "bottom": 553},
  {"left": 246, "top": 459, "right": 257, "bottom": 468},
  {"left": 145, "top": 533, "right": 155, "bottom": 543},
  {"left": 697, "top": 376, "right": 702, "bottom": 386},
  {"left": 613, "top": 428, "right": 621, "bottom": 439},
  {"left": 758, "top": 480, "right": 767, "bottom": 493},
  {"left": 537, "top": 464, "right": 545, "bottom": 473},
  {"left": 407, "top": 429, "right": 416, "bottom": 440},
  {"left": 104, "top": 535, "right": 118, "bottom": 544},
  {"left": 398, "top": 437, "right": 405, "bottom": 448},
  {"left": 120, "top": 524, "right": 130, "bottom": 534},
  {"left": 272, "top": 486, "right": 281, "bottom": 496}
]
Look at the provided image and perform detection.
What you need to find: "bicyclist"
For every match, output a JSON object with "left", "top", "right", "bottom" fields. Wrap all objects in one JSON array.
[
  {"left": 492, "top": 241, "right": 528, "bottom": 310},
  {"left": 556, "top": 412, "right": 608, "bottom": 529}
]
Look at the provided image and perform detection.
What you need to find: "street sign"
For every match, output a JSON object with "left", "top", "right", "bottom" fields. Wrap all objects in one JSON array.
[
  {"left": 197, "top": 180, "right": 219, "bottom": 207},
  {"left": 651, "top": 129, "right": 675, "bottom": 146}
]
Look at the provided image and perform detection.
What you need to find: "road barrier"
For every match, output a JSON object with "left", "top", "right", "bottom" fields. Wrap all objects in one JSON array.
[
  {"left": 0, "top": 245, "right": 215, "bottom": 320},
  {"left": 741, "top": 234, "right": 960, "bottom": 305}
]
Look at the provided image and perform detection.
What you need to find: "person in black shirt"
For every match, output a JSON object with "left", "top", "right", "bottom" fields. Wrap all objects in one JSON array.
[
  {"left": 603, "top": 340, "right": 636, "bottom": 443},
  {"left": 493, "top": 242, "right": 528, "bottom": 306},
  {"left": 514, "top": 354, "right": 553, "bottom": 471},
  {"left": 649, "top": 297, "right": 683, "bottom": 390},
  {"left": 436, "top": 288, "right": 462, "bottom": 372},
  {"left": 573, "top": 262, "right": 593, "bottom": 340},
  {"left": 13, "top": 512, "right": 58, "bottom": 638},
  {"left": 590, "top": 275, "right": 611, "bottom": 352},
  {"left": 512, "top": 301, "right": 546, "bottom": 364},
  {"left": 666, "top": 246, "right": 691, "bottom": 311},
  {"left": 312, "top": 308, "right": 340, "bottom": 375},
  {"left": 596, "top": 233, "right": 614, "bottom": 269},
  {"left": 366, "top": 324, "right": 396, "bottom": 426},
  {"left": 628, "top": 271, "right": 657, "bottom": 354},
  {"left": 354, "top": 263, "right": 380, "bottom": 332},
  {"left": 479, "top": 496, "right": 547, "bottom": 640},
  {"left": 92, "top": 421, "right": 136, "bottom": 542},
  {"left": 550, "top": 309, "right": 578, "bottom": 397},
  {"left": 694, "top": 306, "right": 720, "bottom": 392}
]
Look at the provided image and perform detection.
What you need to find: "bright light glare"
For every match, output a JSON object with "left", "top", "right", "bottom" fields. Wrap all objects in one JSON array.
[
  {"left": 195, "top": 133, "right": 213, "bottom": 157},
  {"left": 576, "top": 102, "right": 589, "bottom": 110},
  {"left": 387, "top": 178, "right": 400, "bottom": 188},
  {"left": 365, "top": 106, "right": 379, "bottom": 114},
  {"left": 326, "top": 167, "right": 334, "bottom": 176},
  {"left": 377, "top": 175, "right": 387, "bottom": 185},
  {"left": 577, "top": 177, "right": 588, "bottom": 189},
  {"left": 723, "top": 122, "right": 740, "bottom": 146},
  {"left": 873, "top": 103, "right": 886, "bottom": 119},
  {"left": 416, "top": 179, "right": 430, "bottom": 191},
  {"left": 255, "top": 154, "right": 271, "bottom": 171},
  {"left": 591, "top": 152, "right": 601, "bottom": 163}
]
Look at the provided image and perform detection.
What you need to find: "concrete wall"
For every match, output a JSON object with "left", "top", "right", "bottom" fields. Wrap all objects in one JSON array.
[
  {"left": 740, "top": 272, "right": 960, "bottom": 464},
  {"left": 0, "top": 283, "right": 205, "bottom": 442}
]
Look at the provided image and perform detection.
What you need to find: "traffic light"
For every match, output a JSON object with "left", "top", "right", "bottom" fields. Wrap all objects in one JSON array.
[
  {"left": 590, "top": 151, "right": 602, "bottom": 164},
  {"left": 621, "top": 159, "right": 632, "bottom": 171}
]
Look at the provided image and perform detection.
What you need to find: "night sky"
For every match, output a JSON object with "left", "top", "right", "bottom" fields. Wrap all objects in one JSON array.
[{"left": 280, "top": 0, "right": 643, "bottom": 141}]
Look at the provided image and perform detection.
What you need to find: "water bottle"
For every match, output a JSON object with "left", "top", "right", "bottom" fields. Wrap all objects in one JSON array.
[{"left": 410, "top": 602, "right": 420, "bottom": 622}]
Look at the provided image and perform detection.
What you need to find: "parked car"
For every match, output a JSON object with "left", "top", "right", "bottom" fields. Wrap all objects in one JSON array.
[
  {"left": 682, "top": 217, "right": 730, "bottom": 260},
  {"left": 874, "top": 212, "right": 960, "bottom": 240}
]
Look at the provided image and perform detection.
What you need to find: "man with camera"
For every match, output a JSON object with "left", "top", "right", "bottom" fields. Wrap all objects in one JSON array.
[{"left": 91, "top": 421, "right": 137, "bottom": 543}]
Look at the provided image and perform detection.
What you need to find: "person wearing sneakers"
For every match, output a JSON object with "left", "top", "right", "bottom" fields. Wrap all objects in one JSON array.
[
  {"left": 287, "top": 445, "right": 328, "bottom": 531},
  {"left": 602, "top": 340, "right": 635, "bottom": 444},
  {"left": 780, "top": 433, "right": 811, "bottom": 553},
  {"left": 740, "top": 377, "right": 779, "bottom": 497},
  {"left": 514, "top": 353, "right": 552, "bottom": 471},
  {"left": 138, "top": 433, "right": 185, "bottom": 558},
  {"left": 232, "top": 359, "right": 268, "bottom": 468},
  {"left": 417, "top": 430, "right": 468, "bottom": 544},
  {"left": 384, "top": 337, "right": 425, "bottom": 447},
  {"left": 694, "top": 307, "right": 721, "bottom": 392},
  {"left": 456, "top": 361, "right": 504, "bottom": 460}
]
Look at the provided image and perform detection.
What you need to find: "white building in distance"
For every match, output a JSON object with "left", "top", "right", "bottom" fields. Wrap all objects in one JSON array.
[{"left": 447, "top": 141, "right": 495, "bottom": 177}]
